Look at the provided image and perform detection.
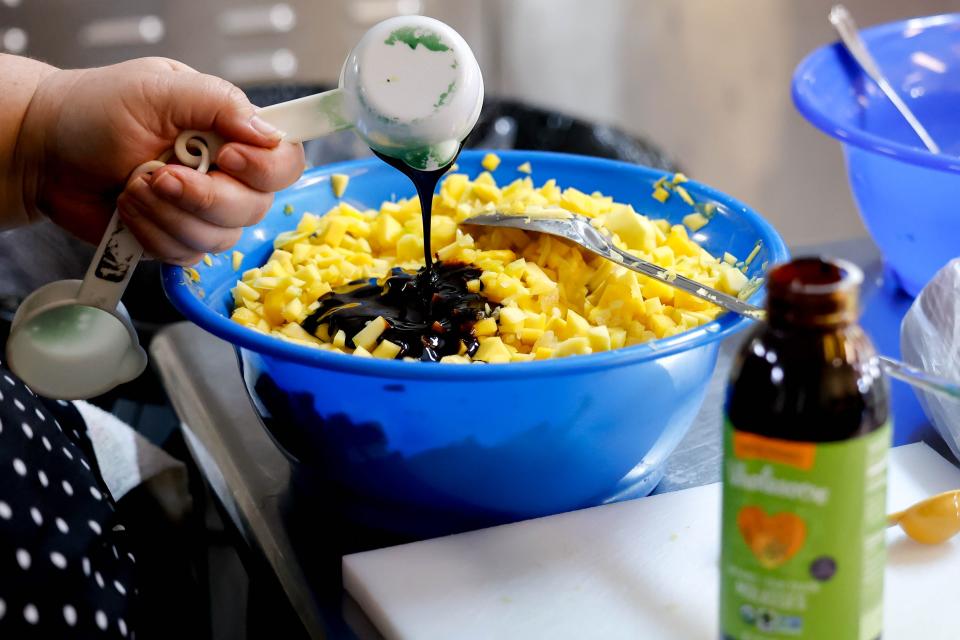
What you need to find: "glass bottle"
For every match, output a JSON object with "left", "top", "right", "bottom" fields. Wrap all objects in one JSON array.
[{"left": 720, "top": 257, "right": 889, "bottom": 640}]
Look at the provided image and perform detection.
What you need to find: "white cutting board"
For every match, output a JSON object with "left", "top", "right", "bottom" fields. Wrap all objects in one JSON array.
[{"left": 343, "top": 443, "right": 960, "bottom": 640}]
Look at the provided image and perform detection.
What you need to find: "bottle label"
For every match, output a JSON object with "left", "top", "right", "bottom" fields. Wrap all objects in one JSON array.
[{"left": 720, "top": 419, "right": 890, "bottom": 640}]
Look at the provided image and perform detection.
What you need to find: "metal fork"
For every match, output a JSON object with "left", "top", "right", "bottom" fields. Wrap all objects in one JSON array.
[
  {"left": 463, "top": 210, "right": 960, "bottom": 399},
  {"left": 464, "top": 211, "right": 764, "bottom": 318}
]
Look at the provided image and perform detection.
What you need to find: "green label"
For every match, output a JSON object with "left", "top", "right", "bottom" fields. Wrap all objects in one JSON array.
[{"left": 720, "top": 419, "right": 890, "bottom": 640}]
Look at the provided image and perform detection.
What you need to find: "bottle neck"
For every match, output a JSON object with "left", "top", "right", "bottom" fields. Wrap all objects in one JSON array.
[{"left": 765, "top": 257, "right": 862, "bottom": 331}]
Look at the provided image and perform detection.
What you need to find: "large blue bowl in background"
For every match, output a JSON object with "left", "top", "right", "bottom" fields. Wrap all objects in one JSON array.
[
  {"left": 162, "top": 150, "right": 787, "bottom": 533},
  {"left": 793, "top": 13, "right": 960, "bottom": 297}
]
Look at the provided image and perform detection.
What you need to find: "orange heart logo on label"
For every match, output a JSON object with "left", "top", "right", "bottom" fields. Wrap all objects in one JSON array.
[{"left": 737, "top": 506, "right": 807, "bottom": 569}]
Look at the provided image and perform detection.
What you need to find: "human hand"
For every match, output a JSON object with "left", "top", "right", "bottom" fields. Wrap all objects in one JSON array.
[{"left": 18, "top": 57, "right": 305, "bottom": 265}]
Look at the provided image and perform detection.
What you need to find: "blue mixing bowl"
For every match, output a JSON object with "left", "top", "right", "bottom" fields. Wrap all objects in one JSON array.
[
  {"left": 162, "top": 150, "right": 787, "bottom": 532},
  {"left": 793, "top": 13, "right": 960, "bottom": 296}
]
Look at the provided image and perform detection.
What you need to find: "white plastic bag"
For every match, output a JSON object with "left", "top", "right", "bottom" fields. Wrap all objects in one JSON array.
[{"left": 901, "top": 258, "right": 960, "bottom": 462}]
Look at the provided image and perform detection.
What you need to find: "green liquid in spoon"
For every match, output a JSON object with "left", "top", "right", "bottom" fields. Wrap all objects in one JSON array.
[{"left": 7, "top": 305, "right": 132, "bottom": 398}]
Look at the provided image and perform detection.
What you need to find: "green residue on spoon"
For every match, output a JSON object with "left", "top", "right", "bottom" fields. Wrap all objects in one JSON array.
[
  {"left": 26, "top": 305, "right": 118, "bottom": 344},
  {"left": 315, "top": 91, "right": 351, "bottom": 129},
  {"left": 399, "top": 146, "right": 434, "bottom": 171},
  {"left": 385, "top": 27, "right": 449, "bottom": 52},
  {"left": 373, "top": 144, "right": 450, "bottom": 171},
  {"left": 434, "top": 81, "right": 457, "bottom": 109}
]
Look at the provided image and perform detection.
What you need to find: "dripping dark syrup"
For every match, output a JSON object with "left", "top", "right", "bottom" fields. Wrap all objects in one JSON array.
[
  {"left": 302, "top": 262, "right": 493, "bottom": 362},
  {"left": 302, "top": 145, "right": 496, "bottom": 362},
  {"left": 372, "top": 148, "right": 460, "bottom": 269}
]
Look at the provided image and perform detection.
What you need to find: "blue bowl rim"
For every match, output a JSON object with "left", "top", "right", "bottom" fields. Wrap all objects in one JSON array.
[
  {"left": 792, "top": 12, "right": 960, "bottom": 174},
  {"left": 162, "top": 150, "right": 788, "bottom": 381}
]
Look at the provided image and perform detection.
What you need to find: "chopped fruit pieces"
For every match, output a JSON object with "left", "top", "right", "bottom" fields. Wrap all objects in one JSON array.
[
  {"left": 481, "top": 153, "right": 501, "bottom": 172},
  {"left": 720, "top": 266, "right": 749, "bottom": 294},
  {"left": 675, "top": 185, "right": 695, "bottom": 206},
  {"left": 331, "top": 173, "right": 350, "bottom": 198},
  {"left": 745, "top": 241, "right": 762, "bottom": 266},
  {"left": 372, "top": 340, "right": 402, "bottom": 359},
  {"left": 352, "top": 316, "right": 389, "bottom": 352},
  {"left": 683, "top": 212, "right": 709, "bottom": 232},
  {"left": 474, "top": 336, "right": 511, "bottom": 363},
  {"left": 232, "top": 168, "right": 737, "bottom": 361},
  {"left": 517, "top": 161, "right": 532, "bottom": 174}
]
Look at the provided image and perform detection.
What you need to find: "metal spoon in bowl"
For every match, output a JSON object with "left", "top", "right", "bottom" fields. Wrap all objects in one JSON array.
[
  {"left": 829, "top": 4, "right": 941, "bottom": 154},
  {"left": 463, "top": 210, "right": 960, "bottom": 399}
]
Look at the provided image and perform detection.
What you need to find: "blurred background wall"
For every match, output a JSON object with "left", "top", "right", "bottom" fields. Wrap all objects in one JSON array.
[{"left": 1, "top": 0, "right": 952, "bottom": 245}]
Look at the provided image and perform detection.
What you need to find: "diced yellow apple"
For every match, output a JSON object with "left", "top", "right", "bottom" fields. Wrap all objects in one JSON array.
[
  {"left": 474, "top": 317, "right": 498, "bottom": 336},
  {"left": 481, "top": 153, "right": 501, "bottom": 172},
  {"left": 352, "top": 316, "right": 389, "bottom": 352},
  {"left": 331, "top": 173, "right": 349, "bottom": 198},
  {"left": 474, "top": 337, "right": 512, "bottom": 363},
  {"left": 372, "top": 340, "right": 402, "bottom": 359},
  {"left": 606, "top": 206, "right": 658, "bottom": 252},
  {"left": 719, "top": 266, "right": 749, "bottom": 294},
  {"left": 683, "top": 212, "right": 709, "bottom": 232}
]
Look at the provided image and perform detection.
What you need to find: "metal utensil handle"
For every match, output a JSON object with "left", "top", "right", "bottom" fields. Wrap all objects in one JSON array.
[
  {"left": 607, "top": 244, "right": 766, "bottom": 319},
  {"left": 879, "top": 355, "right": 960, "bottom": 400},
  {"left": 829, "top": 4, "right": 941, "bottom": 153}
]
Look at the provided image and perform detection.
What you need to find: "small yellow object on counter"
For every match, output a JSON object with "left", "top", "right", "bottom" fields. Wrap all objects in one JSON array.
[
  {"left": 481, "top": 153, "right": 501, "bottom": 172},
  {"left": 331, "top": 173, "right": 350, "bottom": 198},
  {"left": 517, "top": 161, "right": 532, "bottom": 174},
  {"left": 231, "top": 170, "right": 748, "bottom": 361},
  {"left": 232, "top": 251, "right": 244, "bottom": 271},
  {"left": 203, "top": 254, "right": 213, "bottom": 267}
]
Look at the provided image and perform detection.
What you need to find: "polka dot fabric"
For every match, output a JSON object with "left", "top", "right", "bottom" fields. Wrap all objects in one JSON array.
[{"left": 0, "top": 363, "right": 136, "bottom": 638}]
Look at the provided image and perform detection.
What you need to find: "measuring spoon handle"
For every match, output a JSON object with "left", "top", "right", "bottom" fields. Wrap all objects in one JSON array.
[
  {"left": 257, "top": 88, "right": 354, "bottom": 144},
  {"left": 75, "top": 211, "right": 143, "bottom": 311}
]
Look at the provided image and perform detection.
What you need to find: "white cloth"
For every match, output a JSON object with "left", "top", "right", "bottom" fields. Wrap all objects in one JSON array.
[{"left": 75, "top": 401, "right": 191, "bottom": 522}]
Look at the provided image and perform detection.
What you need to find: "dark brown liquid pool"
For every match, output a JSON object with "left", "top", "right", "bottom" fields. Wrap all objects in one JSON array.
[{"left": 301, "top": 262, "right": 493, "bottom": 362}]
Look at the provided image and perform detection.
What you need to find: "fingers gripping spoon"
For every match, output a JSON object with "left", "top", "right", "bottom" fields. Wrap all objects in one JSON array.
[
  {"left": 6, "top": 132, "right": 222, "bottom": 399},
  {"left": 6, "top": 15, "right": 484, "bottom": 398}
]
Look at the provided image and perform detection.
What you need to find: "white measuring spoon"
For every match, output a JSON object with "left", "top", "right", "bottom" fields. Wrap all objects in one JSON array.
[
  {"left": 258, "top": 14, "right": 483, "bottom": 169},
  {"left": 6, "top": 15, "right": 483, "bottom": 399},
  {"left": 7, "top": 132, "right": 222, "bottom": 399}
]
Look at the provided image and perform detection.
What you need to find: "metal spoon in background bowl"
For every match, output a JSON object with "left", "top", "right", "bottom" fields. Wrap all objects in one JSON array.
[
  {"left": 829, "top": 4, "right": 942, "bottom": 154},
  {"left": 463, "top": 210, "right": 960, "bottom": 400}
]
